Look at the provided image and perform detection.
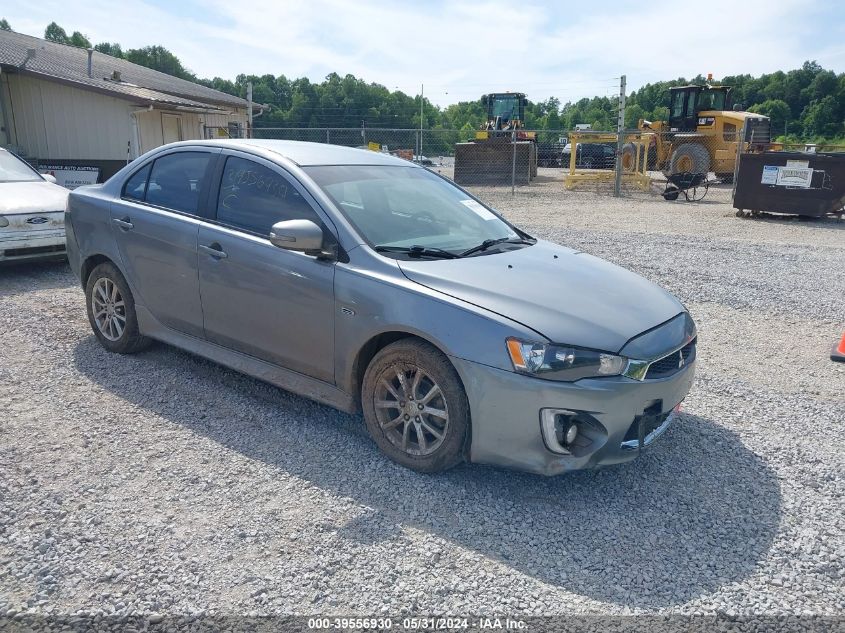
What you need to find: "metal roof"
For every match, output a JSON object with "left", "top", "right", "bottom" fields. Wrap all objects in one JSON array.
[
  {"left": 170, "top": 139, "right": 417, "bottom": 167},
  {"left": 0, "top": 30, "right": 247, "bottom": 111}
]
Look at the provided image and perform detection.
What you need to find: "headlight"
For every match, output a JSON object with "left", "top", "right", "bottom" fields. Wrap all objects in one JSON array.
[{"left": 506, "top": 337, "right": 627, "bottom": 381}]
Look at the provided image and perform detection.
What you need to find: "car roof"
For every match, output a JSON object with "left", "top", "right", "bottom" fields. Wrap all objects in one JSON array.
[{"left": 165, "top": 139, "right": 418, "bottom": 168}]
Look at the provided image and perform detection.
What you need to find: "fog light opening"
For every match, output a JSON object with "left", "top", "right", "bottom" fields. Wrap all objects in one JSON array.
[
  {"left": 540, "top": 408, "right": 605, "bottom": 456},
  {"left": 561, "top": 421, "right": 579, "bottom": 446}
]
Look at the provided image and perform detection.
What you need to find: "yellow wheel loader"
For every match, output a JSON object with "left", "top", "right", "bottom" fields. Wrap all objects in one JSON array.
[
  {"left": 453, "top": 92, "right": 538, "bottom": 185},
  {"left": 621, "top": 85, "right": 772, "bottom": 182}
]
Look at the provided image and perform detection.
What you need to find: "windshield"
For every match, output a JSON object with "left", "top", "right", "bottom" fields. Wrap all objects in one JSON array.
[
  {"left": 0, "top": 151, "right": 43, "bottom": 183},
  {"left": 305, "top": 165, "right": 524, "bottom": 256},
  {"left": 697, "top": 89, "right": 728, "bottom": 111},
  {"left": 491, "top": 96, "right": 521, "bottom": 122}
]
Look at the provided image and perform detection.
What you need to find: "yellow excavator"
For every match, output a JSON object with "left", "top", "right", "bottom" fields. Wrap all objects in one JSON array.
[
  {"left": 453, "top": 92, "right": 537, "bottom": 185},
  {"left": 622, "top": 83, "right": 772, "bottom": 181}
]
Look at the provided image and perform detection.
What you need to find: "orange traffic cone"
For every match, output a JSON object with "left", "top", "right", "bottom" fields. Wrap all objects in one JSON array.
[{"left": 832, "top": 332, "right": 845, "bottom": 363}]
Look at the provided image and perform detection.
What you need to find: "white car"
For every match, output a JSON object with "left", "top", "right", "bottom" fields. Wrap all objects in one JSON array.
[{"left": 0, "top": 148, "right": 69, "bottom": 262}]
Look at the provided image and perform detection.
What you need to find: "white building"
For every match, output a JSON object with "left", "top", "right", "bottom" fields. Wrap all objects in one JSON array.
[{"left": 0, "top": 29, "right": 250, "bottom": 183}]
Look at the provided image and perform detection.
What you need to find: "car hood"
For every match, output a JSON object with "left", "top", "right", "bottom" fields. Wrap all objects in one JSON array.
[
  {"left": 0, "top": 181, "right": 69, "bottom": 215},
  {"left": 397, "top": 240, "right": 684, "bottom": 353}
]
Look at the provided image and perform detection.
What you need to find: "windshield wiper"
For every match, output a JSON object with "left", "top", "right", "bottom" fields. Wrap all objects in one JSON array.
[
  {"left": 459, "top": 237, "right": 535, "bottom": 257},
  {"left": 374, "top": 245, "right": 461, "bottom": 259}
]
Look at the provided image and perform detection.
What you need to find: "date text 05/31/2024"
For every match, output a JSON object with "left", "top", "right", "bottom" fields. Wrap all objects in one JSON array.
[{"left": 307, "top": 617, "right": 528, "bottom": 630}]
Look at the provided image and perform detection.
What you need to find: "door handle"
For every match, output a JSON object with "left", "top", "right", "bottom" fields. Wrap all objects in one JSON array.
[
  {"left": 199, "top": 243, "right": 228, "bottom": 259},
  {"left": 112, "top": 217, "right": 134, "bottom": 230}
]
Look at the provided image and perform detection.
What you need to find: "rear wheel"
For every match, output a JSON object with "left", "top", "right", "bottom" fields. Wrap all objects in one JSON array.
[
  {"left": 669, "top": 143, "right": 710, "bottom": 175},
  {"left": 362, "top": 339, "right": 469, "bottom": 473},
  {"left": 85, "top": 262, "right": 151, "bottom": 354}
]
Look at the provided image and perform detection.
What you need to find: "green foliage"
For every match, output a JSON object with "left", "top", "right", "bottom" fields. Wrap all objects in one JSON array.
[
  {"left": 94, "top": 42, "right": 124, "bottom": 58},
  {"left": 44, "top": 21, "right": 70, "bottom": 44},
  {"left": 124, "top": 46, "right": 196, "bottom": 81},
  {"left": 197, "top": 61, "right": 845, "bottom": 141},
  {"left": 0, "top": 18, "right": 11, "bottom": 31},
  {"left": 28, "top": 22, "right": 845, "bottom": 142},
  {"left": 69, "top": 31, "right": 91, "bottom": 48}
]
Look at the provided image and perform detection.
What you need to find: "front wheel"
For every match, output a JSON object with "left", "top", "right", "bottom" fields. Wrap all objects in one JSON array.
[
  {"left": 362, "top": 339, "right": 469, "bottom": 473},
  {"left": 85, "top": 262, "right": 151, "bottom": 354},
  {"left": 669, "top": 143, "right": 710, "bottom": 175}
]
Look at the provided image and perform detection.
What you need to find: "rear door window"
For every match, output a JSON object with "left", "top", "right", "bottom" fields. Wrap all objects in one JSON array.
[
  {"left": 215, "top": 156, "right": 322, "bottom": 236},
  {"left": 122, "top": 164, "right": 151, "bottom": 201},
  {"left": 144, "top": 152, "right": 212, "bottom": 215}
]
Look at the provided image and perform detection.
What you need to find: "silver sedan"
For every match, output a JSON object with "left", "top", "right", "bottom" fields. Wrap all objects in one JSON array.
[{"left": 66, "top": 140, "right": 696, "bottom": 476}]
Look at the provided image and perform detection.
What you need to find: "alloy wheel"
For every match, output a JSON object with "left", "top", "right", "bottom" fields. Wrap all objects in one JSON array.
[
  {"left": 91, "top": 277, "right": 126, "bottom": 341},
  {"left": 373, "top": 364, "right": 449, "bottom": 456}
]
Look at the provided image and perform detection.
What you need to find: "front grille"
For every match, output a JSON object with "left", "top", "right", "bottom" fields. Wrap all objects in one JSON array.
[
  {"left": 746, "top": 117, "right": 772, "bottom": 145},
  {"left": 644, "top": 339, "right": 696, "bottom": 379}
]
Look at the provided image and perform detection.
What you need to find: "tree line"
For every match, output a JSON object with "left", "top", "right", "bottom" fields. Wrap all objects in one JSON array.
[{"left": 3, "top": 19, "right": 843, "bottom": 142}]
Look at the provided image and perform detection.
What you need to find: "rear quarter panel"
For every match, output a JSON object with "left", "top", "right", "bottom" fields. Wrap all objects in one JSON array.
[{"left": 66, "top": 185, "right": 122, "bottom": 285}]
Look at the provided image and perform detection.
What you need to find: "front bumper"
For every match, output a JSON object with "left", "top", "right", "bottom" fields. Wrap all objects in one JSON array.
[
  {"left": 0, "top": 229, "right": 66, "bottom": 262},
  {"left": 451, "top": 356, "right": 696, "bottom": 476}
]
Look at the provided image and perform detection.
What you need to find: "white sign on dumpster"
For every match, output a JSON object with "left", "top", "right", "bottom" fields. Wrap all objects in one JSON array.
[
  {"left": 775, "top": 166, "right": 813, "bottom": 188},
  {"left": 761, "top": 165, "right": 779, "bottom": 185}
]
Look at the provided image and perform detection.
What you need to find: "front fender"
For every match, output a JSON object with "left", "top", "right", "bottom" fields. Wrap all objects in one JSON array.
[{"left": 333, "top": 260, "right": 538, "bottom": 396}]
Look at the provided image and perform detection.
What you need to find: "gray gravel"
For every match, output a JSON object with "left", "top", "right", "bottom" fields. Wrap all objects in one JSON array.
[{"left": 1, "top": 181, "right": 843, "bottom": 625}]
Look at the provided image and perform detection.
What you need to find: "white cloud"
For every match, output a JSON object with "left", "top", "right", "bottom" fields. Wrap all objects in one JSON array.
[{"left": 2, "top": 0, "right": 841, "bottom": 106}]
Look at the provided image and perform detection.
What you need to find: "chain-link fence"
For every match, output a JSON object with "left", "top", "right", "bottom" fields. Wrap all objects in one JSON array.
[
  {"left": 251, "top": 126, "right": 570, "bottom": 197},
  {"left": 249, "top": 121, "right": 827, "bottom": 207}
]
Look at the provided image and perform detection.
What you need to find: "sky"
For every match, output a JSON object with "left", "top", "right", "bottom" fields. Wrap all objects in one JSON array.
[{"left": 3, "top": 0, "right": 844, "bottom": 107}]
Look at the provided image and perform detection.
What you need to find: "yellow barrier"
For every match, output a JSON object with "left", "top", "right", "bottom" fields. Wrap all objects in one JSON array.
[{"left": 563, "top": 131, "right": 653, "bottom": 191}]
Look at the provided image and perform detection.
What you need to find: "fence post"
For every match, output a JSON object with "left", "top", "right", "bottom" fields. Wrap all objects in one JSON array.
[
  {"left": 614, "top": 75, "right": 627, "bottom": 197},
  {"left": 731, "top": 120, "right": 747, "bottom": 203},
  {"left": 419, "top": 84, "right": 424, "bottom": 161},
  {"left": 511, "top": 130, "right": 517, "bottom": 195},
  {"left": 326, "top": 129, "right": 330, "bottom": 144}
]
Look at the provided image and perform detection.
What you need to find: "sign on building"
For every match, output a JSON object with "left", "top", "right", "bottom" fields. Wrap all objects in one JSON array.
[{"left": 39, "top": 165, "right": 101, "bottom": 190}]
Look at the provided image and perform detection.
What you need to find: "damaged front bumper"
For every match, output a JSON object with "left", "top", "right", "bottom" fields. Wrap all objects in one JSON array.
[{"left": 451, "top": 355, "right": 696, "bottom": 476}]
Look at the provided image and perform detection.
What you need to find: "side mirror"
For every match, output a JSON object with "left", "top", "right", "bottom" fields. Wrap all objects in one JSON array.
[
  {"left": 269, "top": 219, "right": 326, "bottom": 257},
  {"left": 42, "top": 173, "right": 57, "bottom": 184}
]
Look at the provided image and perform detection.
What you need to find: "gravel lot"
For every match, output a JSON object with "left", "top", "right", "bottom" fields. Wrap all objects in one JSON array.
[{"left": 1, "top": 178, "right": 843, "bottom": 625}]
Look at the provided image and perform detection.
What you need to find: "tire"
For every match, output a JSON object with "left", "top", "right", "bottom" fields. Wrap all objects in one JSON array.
[
  {"left": 361, "top": 339, "right": 469, "bottom": 473},
  {"left": 85, "top": 262, "right": 151, "bottom": 354},
  {"left": 662, "top": 185, "right": 680, "bottom": 201},
  {"left": 668, "top": 143, "right": 710, "bottom": 175},
  {"left": 621, "top": 143, "right": 637, "bottom": 171}
]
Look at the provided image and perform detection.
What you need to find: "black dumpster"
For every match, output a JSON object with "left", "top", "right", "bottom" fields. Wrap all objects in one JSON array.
[{"left": 733, "top": 151, "right": 845, "bottom": 218}]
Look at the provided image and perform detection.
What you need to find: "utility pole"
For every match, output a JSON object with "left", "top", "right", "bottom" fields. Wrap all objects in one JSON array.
[
  {"left": 614, "top": 75, "right": 626, "bottom": 197},
  {"left": 247, "top": 81, "right": 253, "bottom": 139}
]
